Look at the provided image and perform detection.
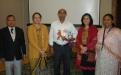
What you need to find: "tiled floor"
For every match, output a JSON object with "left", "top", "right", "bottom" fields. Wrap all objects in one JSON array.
[{"left": 0, "top": 58, "right": 83, "bottom": 75}]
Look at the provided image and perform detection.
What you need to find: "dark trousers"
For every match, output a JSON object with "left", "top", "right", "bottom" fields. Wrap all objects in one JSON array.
[
  {"left": 83, "top": 70, "right": 95, "bottom": 75},
  {"left": 53, "top": 43, "right": 72, "bottom": 75}
]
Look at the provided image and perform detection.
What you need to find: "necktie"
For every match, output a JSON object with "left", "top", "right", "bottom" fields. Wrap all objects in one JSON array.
[{"left": 11, "top": 28, "right": 13, "bottom": 34}]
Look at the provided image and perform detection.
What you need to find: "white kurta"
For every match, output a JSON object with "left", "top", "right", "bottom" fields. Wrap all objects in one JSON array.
[{"left": 96, "top": 28, "right": 121, "bottom": 75}]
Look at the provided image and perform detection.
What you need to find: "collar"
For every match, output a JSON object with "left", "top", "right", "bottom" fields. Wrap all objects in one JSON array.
[
  {"left": 8, "top": 26, "right": 15, "bottom": 30},
  {"left": 57, "top": 18, "right": 68, "bottom": 24}
]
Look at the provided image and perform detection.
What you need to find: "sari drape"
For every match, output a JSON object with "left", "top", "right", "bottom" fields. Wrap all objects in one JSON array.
[{"left": 28, "top": 24, "right": 48, "bottom": 75}]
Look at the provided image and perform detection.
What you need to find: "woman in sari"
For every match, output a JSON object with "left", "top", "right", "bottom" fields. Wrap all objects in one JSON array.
[
  {"left": 28, "top": 12, "right": 49, "bottom": 75},
  {"left": 76, "top": 13, "right": 98, "bottom": 75},
  {"left": 95, "top": 14, "right": 121, "bottom": 75}
]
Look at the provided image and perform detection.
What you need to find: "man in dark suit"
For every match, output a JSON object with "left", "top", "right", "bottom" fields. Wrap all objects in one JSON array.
[
  {"left": 0, "top": 15, "right": 26, "bottom": 75},
  {"left": 0, "top": 29, "right": 3, "bottom": 59}
]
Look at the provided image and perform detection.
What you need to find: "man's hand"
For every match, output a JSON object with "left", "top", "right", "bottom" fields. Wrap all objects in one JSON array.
[
  {"left": 22, "top": 54, "right": 26, "bottom": 61},
  {"left": 0, "top": 58, "right": 5, "bottom": 63}
]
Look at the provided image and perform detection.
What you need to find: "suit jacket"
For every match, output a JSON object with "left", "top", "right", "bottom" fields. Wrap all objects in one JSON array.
[
  {"left": 0, "top": 29, "right": 3, "bottom": 58},
  {"left": 1, "top": 26, "right": 26, "bottom": 61}
]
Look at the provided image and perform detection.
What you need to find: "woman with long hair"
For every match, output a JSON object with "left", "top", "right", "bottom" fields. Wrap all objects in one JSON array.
[
  {"left": 95, "top": 14, "right": 121, "bottom": 75},
  {"left": 76, "top": 13, "right": 98, "bottom": 75}
]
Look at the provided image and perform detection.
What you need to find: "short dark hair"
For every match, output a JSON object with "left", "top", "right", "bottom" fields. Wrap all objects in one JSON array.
[
  {"left": 6, "top": 15, "right": 15, "bottom": 20},
  {"left": 58, "top": 8, "right": 67, "bottom": 14},
  {"left": 81, "top": 13, "right": 93, "bottom": 26},
  {"left": 32, "top": 12, "right": 42, "bottom": 20},
  {"left": 103, "top": 14, "right": 115, "bottom": 27}
]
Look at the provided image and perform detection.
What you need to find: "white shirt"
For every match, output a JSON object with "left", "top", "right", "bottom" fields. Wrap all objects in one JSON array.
[
  {"left": 49, "top": 20, "right": 77, "bottom": 46},
  {"left": 8, "top": 27, "right": 16, "bottom": 42}
]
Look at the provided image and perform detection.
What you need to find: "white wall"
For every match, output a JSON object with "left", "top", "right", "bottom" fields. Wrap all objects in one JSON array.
[
  {"left": 29, "top": 0, "right": 100, "bottom": 25},
  {"left": 0, "top": 0, "right": 112, "bottom": 27}
]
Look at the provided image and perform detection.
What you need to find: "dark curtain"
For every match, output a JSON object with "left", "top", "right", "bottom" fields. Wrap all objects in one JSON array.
[{"left": 116, "top": 0, "right": 121, "bottom": 28}]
